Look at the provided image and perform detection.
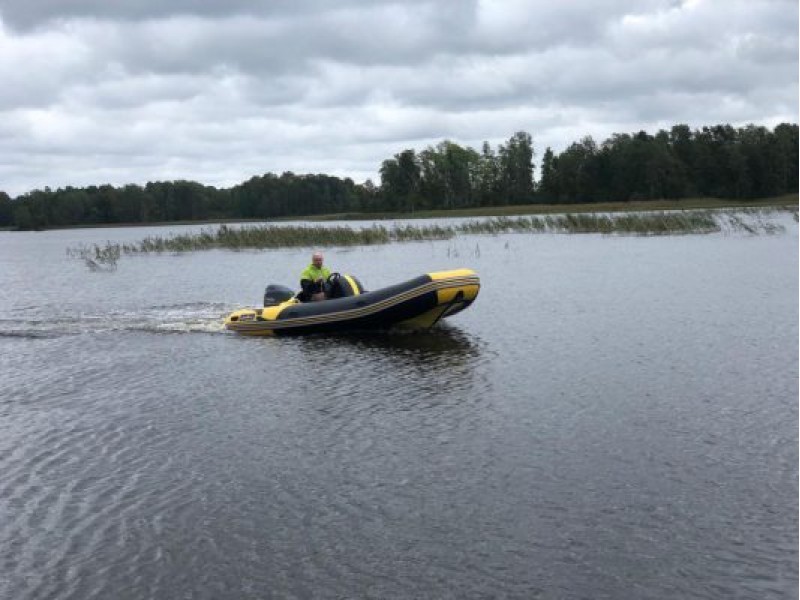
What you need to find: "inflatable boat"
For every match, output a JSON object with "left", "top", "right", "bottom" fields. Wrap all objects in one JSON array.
[{"left": 224, "top": 268, "right": 480, "bottom": 336}]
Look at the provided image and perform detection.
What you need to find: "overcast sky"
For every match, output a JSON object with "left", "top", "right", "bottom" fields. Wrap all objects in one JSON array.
[{"left": 0, "top": 0, "right": 797, "bottom": 196}]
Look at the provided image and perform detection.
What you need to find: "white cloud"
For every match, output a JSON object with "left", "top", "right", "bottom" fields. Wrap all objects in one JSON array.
[{"left": 0, "top": 0, "right": 796, "bottom": 196}]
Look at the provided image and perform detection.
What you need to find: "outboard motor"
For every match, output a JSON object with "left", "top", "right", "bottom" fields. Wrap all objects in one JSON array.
[{"left": 263, "top": 284, "right": 295, "bottom": 307}]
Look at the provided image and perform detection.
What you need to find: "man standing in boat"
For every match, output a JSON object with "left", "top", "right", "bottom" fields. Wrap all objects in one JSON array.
[{"left": 299, "top": 251, "right": 331, "bottom": 301}]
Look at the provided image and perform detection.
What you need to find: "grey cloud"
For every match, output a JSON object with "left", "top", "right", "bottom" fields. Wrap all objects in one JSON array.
[
  {"left": 0, "top": 0, "right": 795, "bottom": 196},
  {"left": 3, "top": 1, "right": 671, "bottom": 79},
  {"left": 736, "top": 33, "right": 797, "bottom": 65},
  {"left": 0, "top": 0, "right": 432, "bottom": 30}
]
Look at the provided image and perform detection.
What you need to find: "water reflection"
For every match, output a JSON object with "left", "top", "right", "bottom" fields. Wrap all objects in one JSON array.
[
  {"left": 293, "top": 324, "right": 486, "bottom": 370},
  {"left": 268, "top": 325, "right": 494, "bottom": 422}
]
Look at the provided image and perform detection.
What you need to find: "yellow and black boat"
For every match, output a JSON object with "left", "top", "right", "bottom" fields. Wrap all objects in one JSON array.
[{"left": 224, "top": 268, "right": 480, "bottom": 336}]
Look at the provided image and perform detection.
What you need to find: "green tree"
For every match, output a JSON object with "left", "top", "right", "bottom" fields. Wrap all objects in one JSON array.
[
  {"left": 538, "top": 147, "right": 558, "bottom": 201},
  {"left": 380, "top": 149, "right": 421, "bottom": 212},
  {"left": 475, "top": 141, "right": 501, "bottom": 205},
  {"left": 498, "top": 131, "right": 535, "bottom": 204},
  {"left": 772, "top": 123, "right": 799, "bottom": 195},
  {"left": 0, "top": 191, "right": 12, "bottom": 227},
  {"left": 417, "top": 141, "right": 480, "bottom": 209}
]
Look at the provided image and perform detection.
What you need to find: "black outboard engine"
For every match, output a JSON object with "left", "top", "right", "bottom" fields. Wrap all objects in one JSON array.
[{"left": 263, "top": 284, "right": 295, "bottom": 307}]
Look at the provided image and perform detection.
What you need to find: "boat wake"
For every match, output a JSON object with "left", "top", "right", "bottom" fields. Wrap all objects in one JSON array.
[{"left": 0, "top": 302, "right": 230, "bottom": 339}]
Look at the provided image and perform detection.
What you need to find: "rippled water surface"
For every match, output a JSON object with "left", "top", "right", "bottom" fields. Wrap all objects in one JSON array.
[{"left": 1, "top": 215, "right": 797, "bottom": 599}]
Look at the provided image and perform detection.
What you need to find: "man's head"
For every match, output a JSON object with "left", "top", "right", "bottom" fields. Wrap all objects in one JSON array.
[{"left": 312, "top": 251, "right": 324, "bottom": 267}]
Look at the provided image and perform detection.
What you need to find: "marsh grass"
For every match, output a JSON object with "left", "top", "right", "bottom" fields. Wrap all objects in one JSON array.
[
  {"left": 68, "top": 208, "right": 792, "bottom": 268},
  {"left": 66, "top": 242, "right": 121, "bottom": 271},
  {"left": 721, "top": 209, "right": 787, "bottom": 235},
  {"left": 457, "top": 211, "right": 721, "bottom": 235}
]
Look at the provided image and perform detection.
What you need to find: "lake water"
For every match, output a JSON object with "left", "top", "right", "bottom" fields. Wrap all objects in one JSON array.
[{"left": 1, "top": 213, "right": 797, "bottom": 599}]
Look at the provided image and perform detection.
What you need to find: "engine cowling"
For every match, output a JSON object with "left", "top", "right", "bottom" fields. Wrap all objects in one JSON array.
[{"left": 263, "top": 284, "right": 295, "bottom": 307}]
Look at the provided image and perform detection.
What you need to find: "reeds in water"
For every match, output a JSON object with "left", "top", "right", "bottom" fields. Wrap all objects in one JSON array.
[
  {"left": 67, "top": 208, "right": 790, "bottom": 269},
  {"left": 112, "top": 222, "right": 453, "bottom": 255},
  {"left": 456, "top": 211, "right": 720, "bottom": 235},
  {"left": 66, "top": 242, "right": 121, "bottom": 271}
]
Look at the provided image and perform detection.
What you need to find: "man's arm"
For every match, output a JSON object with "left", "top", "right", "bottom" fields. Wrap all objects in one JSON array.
[{"left": 301, "top": 278, "right": 321, "bottom": 294}]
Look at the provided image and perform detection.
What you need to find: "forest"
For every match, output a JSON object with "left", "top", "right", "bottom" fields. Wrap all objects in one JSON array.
[{"left": 1, "top": 122, "right": 796, "bottom": 230}]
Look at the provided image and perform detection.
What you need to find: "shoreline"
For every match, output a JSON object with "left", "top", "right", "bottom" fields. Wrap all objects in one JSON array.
[{"left": 2, "top": 194, "right": 797, "bottom": 232}]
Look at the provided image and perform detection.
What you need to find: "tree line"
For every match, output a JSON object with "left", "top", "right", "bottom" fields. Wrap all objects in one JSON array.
[
  {"left": 539, "top": 123, "right": 798, "bottom": 203},
  {"left": 0, "top": 123, "right": 796, "bottom": 229}
]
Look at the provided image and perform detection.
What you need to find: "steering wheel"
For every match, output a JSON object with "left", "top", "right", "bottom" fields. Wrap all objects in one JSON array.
[{"left": 325, "top": 272, "right": 342, "bottom": 297}]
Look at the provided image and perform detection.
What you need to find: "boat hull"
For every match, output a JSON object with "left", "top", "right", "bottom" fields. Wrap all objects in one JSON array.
[{"left": 224, "top": 269, "right": 480, "bottom": 336}]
